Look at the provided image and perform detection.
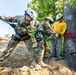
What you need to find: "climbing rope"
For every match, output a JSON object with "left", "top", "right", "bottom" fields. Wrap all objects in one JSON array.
[
  {"left": 64, "top": 32, "right": 76, "bottom": 38},
  {"left": 48, "top": 66, "right": 56, "bottom": 75}
]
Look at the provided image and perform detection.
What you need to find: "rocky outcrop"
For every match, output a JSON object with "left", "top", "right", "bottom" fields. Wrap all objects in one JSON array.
[{"left": 0, "top": 37, "right": 76, "bottom": 75}]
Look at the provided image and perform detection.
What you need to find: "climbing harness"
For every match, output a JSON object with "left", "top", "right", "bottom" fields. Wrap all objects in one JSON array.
[{"left": 35, "top": 30, "right": 46, "bottom": 42}]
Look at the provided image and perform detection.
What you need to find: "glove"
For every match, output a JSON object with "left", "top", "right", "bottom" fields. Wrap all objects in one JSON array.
[{"left": 55, "top": 33, "right": 59, "bottom": 37}]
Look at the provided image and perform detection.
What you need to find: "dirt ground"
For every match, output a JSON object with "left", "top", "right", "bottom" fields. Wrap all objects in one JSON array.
[{"left": 0, "top": 36, "right": 76, "bottom": 75}]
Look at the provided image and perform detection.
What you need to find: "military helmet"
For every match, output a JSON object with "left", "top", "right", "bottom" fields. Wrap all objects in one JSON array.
[
  {"left": 56, "top": 14, "right": 63, "bottom": 20},
  {"left": 25, "top": 8, "right": 37, "bottom": 19},
  {"left": 45, "top": 17, "right": 53, "bottom": 23}
]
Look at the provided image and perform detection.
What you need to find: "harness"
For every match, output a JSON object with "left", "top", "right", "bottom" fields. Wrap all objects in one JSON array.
[{"left": 35, "top": 30, "right": 46, "bottom": 42}]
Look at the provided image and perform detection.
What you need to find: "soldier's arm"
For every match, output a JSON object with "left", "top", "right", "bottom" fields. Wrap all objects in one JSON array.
[
  {"left": 44, "top": 22, "right": 55, "bottom": 36},
  {"left": 0, "top": 15, "right": 23, "bottom": 22}
]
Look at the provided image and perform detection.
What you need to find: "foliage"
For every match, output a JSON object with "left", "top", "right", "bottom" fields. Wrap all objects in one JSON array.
[
  {"left": 68, "top": 0, "right": 76, "bottom": 8},
  {"left": 27, "top": 0, "right": 63, "bottom": 22}
]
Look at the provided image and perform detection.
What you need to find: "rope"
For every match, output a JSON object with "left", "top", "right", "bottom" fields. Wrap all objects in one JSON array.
[
  {"left": 48, "top": 66, "right": 56, "bottom": 75},
  {"left": 64, "top": 32, "right": 76, "bottom": 38}
]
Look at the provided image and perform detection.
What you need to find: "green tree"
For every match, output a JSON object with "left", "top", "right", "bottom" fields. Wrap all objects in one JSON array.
[
  {"left": 68, "top": 0, "right": 76, "bottom": 8},
  {"left": 27, "top": 0, "right": 63, "bottom": 22}
]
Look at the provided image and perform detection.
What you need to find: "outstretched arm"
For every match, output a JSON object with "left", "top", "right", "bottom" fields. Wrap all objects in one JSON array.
[
  {"left": 0, "top": 16, "right": 17, "bottom": 28},
  {"left": 0, "top": 15, "right": 23, "bottom": 22}
]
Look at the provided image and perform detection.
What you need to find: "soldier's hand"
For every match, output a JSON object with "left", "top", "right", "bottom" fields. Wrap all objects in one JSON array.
[{"left": 22, "top": 28, "right": 27, "bottom": 34}]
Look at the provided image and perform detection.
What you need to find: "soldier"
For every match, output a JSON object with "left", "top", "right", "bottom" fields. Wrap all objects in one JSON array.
[
  {"left": 34, "top": 17, "right": 56, "bottom": 67},
  {"left": 0, "top": 8, "right": 37, "bottom": 67}
]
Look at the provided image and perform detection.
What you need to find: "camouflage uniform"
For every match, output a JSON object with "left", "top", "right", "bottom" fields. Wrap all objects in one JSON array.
[
  {"left": 0, "top": 16, "right": 35, "bottom": 64},
  {"left": 35, "top": 21, "right": 55, "bottom": 61}
]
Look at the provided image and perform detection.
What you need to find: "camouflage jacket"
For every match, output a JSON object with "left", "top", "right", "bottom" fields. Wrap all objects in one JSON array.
[
  {"left": 1, "top": 16, "right": 33, "bottom": 36},
  {"left": 39, "top": 21, "right": 55, "bottom": 36}
]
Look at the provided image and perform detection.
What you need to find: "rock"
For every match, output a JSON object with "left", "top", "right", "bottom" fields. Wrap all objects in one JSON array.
[{"left": 20, "top": 65, "right": 29, "bottom": 72}]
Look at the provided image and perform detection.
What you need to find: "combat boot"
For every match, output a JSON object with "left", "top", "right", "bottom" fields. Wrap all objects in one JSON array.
[
  {"left": 38, "top": 59, "right": 48, "bottom": 68},
  {"left": 55, "top": 56, "right": 62, "bottom": 61}
]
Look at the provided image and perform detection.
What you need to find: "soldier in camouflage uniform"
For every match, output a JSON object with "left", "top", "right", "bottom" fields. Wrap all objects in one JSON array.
[
  {"left": 34, "top": 17, "right": 56, "bottom": 67},
  {"left": 0, "top": 8, "right": 37, "bottom": 67}
]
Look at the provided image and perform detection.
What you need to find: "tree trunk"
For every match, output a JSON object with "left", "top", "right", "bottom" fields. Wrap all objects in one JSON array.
[{"left": 64, "top": 0, "right": 76, "bottom": 71}]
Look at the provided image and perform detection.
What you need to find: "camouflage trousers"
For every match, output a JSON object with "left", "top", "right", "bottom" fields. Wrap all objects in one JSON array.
[
  {"left": 34, "top": 40, "right": 45, "bottom": 61},
  {"left": 0, "top": 36, "right": 35, "bottom": 63}
]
